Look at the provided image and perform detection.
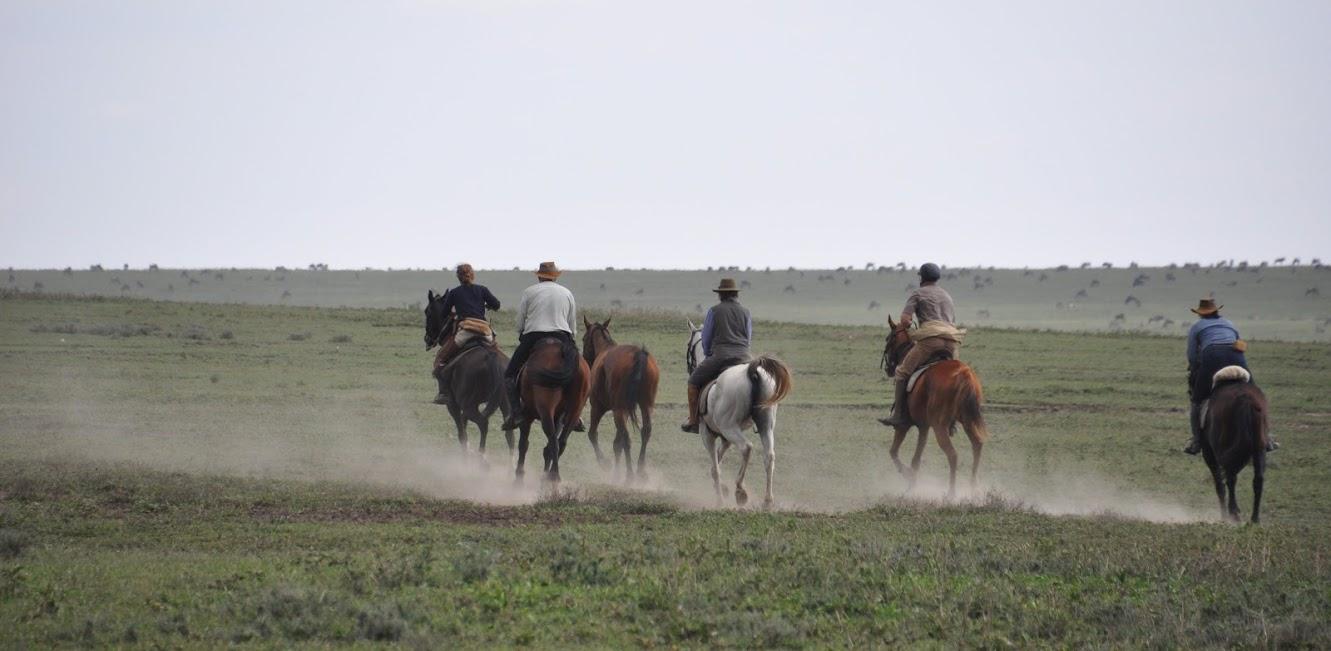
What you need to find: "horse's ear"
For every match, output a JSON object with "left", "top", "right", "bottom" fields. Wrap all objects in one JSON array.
[
  {"left": 583, "top": 315, "right": 591, "bottom": 329},
  {"left": 603, "top": 316, "right": 611, "bottom": 328},
  {"left": 888, "top": 316, "right": 896, "bottom": 329},
  {"left": 687, "top": 319, "right": 696, "bottom": 330},
  {"left": 428, "top": 289, "right": 435, "bottom": 301}
]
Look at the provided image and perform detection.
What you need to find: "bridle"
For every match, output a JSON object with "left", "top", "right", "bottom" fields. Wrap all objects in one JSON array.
[{"left": 881, "top": 326, "right": 912, "bottom": 377}]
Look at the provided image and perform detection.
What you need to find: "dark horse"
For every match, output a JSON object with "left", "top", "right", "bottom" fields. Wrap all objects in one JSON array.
[
  {"left": 1199, "top": 369, "right": 1269, "bottom": 523},
  {"left": 581, "top": 316, "right": 660, "bottom": 483},
  {"left": 514, "top": 336, "right": 591, "bottom": 483},
  {"left": 881, "top": 317, "right": 989, "bottom": 498},
  {"left": 424, "top": 290, "right": 512, "bottom": 462}
]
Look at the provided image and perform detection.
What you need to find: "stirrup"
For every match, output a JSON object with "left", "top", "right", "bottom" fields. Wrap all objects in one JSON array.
[
  {"left": 1182, "top": 439, "right": 1201, "bottom": 455},
  {"left": 680, "top": 421, "right": 699, "bottom": 433}
]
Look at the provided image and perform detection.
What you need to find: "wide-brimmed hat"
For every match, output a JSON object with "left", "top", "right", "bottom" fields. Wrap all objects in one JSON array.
[
  {"left": 535, "top": 261, "right": 561, "bottom": 280},
  {"left": 713, "top": 278, "right": 740, "bottom": 293},
  {"left": 1191, "top": 298, "right": 1222, "bottom": 316}
]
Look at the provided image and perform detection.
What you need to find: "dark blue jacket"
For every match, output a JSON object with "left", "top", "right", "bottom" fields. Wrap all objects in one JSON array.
[{"left": 441, "top": 284, "right": 500, "bottom": 321}]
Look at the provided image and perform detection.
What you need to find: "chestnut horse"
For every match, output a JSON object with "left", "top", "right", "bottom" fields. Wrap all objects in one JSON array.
[
  {"left": 513, "top": 336, "right": 591, "bottom": 483},
  {"left": 582, "top": 317, "right": 659, "bottom": 483},
  {"left": 881, "top": 317, "right": 989, "bottom": 498},
  {"left": 1199, "top": 369, "right": 1269, "bottom": 523}
]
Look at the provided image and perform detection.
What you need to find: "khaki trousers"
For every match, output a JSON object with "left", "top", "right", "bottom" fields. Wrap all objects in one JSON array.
[{"left": 895, "top": 336, "right": 958, "bottom": 381}]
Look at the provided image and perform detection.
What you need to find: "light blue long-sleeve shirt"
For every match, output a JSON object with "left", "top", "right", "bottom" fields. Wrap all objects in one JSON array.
[{"left": 1187, "top": 317, "right": 1240, "bottom": 366}]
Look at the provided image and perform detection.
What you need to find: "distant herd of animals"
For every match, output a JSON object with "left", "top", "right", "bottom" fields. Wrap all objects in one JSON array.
[{"left": 422, "top": 287, "right": 1272, "bottom": 523}]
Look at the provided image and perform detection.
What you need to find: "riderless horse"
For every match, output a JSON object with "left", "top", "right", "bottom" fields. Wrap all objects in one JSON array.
[
  {"left": 424, "top": 290, "right": 512, "bottom": 464},
  {"left": 582, "top": 317, "right": 659, "bottom": 483},
  {"left": 1198, "top": 366, "right": 1269, "bottom": 523},
  {"left": 686, "top": 322, "right": 793, "bottom": 508},
  {"left": 881, "top": 317, "right": 989, "bottom": 499}
]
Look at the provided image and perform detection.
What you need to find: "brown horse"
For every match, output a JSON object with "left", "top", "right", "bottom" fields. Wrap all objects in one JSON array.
[
  {"left": 582, "top": 317, "right": 660, "bottom": 483},
  {"left": 1200, "top": 371, "right": 1269, "bottom": 523},
  {"left": 514, "top": 336, "right": 591, "bottom": 483},
  {"left": 881, "top": 317, "right": 989, "bottom": 498}
]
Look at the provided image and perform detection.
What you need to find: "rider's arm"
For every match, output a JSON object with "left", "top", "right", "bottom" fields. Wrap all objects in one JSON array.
[
  {"left": 515, "top": 291, "right": 529, "bottom": 335},
  {"left": 567, "top": 291, "right": 577, "bottom": 337},
  {"left": 899, "top": 291, "right": 919, "bottom": 327},
  {"left": 483, "top": 286, "right": 501, "bottom": 311},
  {"left": 746, "top": 311, "right": 752, "bottom": 344},
  {"left": 439, "top": 290, "right": 456, "bottom": 319},
  {"left": 1185, "top": 321, "right": 1202, "bottom": 367},
  {"left": 701, "top": 308, "right": 715, "bottom": 357}
]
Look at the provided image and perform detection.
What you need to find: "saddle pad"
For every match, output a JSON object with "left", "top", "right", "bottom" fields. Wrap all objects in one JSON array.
[
  {"left": 1212, "top": 365, "right": 1250, "bottom": 388},
  {"left": 907, "top": 361, "right": 943, "bottom": 393},
  {"left": 458, "top": 318, "right": 492, "bottom": 335}
]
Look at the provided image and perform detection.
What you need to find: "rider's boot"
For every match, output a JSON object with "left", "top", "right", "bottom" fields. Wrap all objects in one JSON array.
[
  {"left": 1183, "top": 401, "right": 1203, "bottom": 455},
  {"left": 433, "top": 373, "right": 451, "bottom": 405},
  {"left": 501, "top": 377, "right": 523, "bottom": 431},
  {"left": 680, "top": 384, "right": 701, "bottom": 433},
  {"left": 878, "top": 379, "right": 911, "bottom": 428}
]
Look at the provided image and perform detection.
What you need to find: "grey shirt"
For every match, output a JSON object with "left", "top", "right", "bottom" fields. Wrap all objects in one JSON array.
[{"left": 901, "top": 284, "right": 955, "bottom": 325}]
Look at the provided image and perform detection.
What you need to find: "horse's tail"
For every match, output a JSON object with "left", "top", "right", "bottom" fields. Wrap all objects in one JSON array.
[
  {"left": 748, "top": 356, "right": 793, "bottom": 408},
  {"left": 1227, "top": 385, "right": 1269, "bottom": 453},
  {"left": 956, "top": 366, "right": 989, "bottom": 443},
  {"left": 530, "top": 339, "right": 580, "bottom": 388},
  {"left": 623, "top": 347, "right": 650, "bottom": 429}
]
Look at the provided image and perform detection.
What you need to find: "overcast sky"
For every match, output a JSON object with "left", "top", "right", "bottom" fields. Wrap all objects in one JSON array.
[{"left": 2, "top": 1, "right": 1328, "bottom": 270}]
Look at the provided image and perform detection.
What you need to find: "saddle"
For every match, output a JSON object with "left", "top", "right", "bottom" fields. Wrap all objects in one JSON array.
[{"left": 906, "top": 350, "right": 955, "bottom": 393}]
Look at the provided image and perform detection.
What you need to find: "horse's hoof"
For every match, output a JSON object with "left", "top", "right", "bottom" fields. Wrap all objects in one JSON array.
[
  {"left": 762, "top": 498, "right": 774, "bottom": 511},
  {"left": 597, "top": 458, "right": 612, "bottom": 471},
  {"left": 721, "top": 486, "right": 731, "bottom": 499},
  {"left": 735, "top": 487, "right": 748, "bottom": 506}
]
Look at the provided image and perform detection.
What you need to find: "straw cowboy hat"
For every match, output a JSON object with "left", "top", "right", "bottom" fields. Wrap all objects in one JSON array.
[
  {"left": 535, "top": 261, "right": 562, "bottom": 280},
  {"left": 713, "top": 278, "right": 741, "bottom": 293},
  {"left": 1190, "top": 298, "right": 1222, "bottom": 316}
]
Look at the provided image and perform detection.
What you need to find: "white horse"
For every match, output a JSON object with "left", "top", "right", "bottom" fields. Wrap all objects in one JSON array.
[{"left": 686, "top": 321, "right": 793, "bottom": 508}]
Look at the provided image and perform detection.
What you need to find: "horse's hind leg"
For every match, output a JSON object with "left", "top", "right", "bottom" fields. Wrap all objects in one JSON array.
[
  {"left": 635, "top": 405, "right": 653, "bottom": 483},
  {"left": 732, "top": 435, "right": 753, "bottom": 508},
  {"left": 888, "top": 425, "right": 909, "bottom": 479},
  {"left": 963, "top": 422, "right": 983, "bottom": 493},
  {"left": 933, "top": 424, "right": 960, "bottom": 500},
  {"left": 704, "top": 433, "right": 723, "bottom": 506},
  {"left": 613, "top": 410, "right": 633, "bottom": 483},
  {"left": 472, "top": 413, "right": 491, "bottom": 469},
  {"left": 754, "top": 409, "right": 776, "bottom": 510},
  {"left": 586, "top": 404, "right": 610, "bottom": 469},
  {"left": 907, "top": 427, "right": 928, "bottom": 492},
  {"left": 1251, "top": 449, "right": 1266, "bottom": 524},
  {"left": 448, "top": 405, "right": 468, "bottom": 453},
  {"left": 1225, "top": 470, "right": 1241, "bottom": 522},
  {"left": 1201, "top": 445, "right": 1226, "bottom": 519},
  {"left": 515, "top": 421, "right": 532, "bottom": 484}
]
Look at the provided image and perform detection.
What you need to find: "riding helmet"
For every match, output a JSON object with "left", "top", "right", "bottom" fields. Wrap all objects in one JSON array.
[{"left": 918, "top": 262, "right": 942, "bottom": 282}]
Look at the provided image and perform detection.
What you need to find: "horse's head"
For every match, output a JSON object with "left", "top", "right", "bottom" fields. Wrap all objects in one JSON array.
[
  {"left": 423, "top": 289, "right": 454, "bottom": 350},
  {"left": 685, "top": 319, "right": 704, "bottom": 375},
  {"left": 882, "top": 316, "right": 914, "bottom": 377},
  {"left": 582, "top": 315, "right": 615, "bottom": 366}
]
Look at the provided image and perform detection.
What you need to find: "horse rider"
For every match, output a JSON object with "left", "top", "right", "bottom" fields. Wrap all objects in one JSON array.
[
  {"left": 1183, "top": 298, "right": 1277, "bottom": 454},
  {"left": 879, "top": 262, "right": 964, "bottom": 428},
  {"left": 501, "top": 261, "right": 580, "bottom": 431},
  {"left": 681, "top": 278, "right": 752, "bottom": 433},
  {"left": 432, "top": 263, "right": 502, "bottom": 404}
]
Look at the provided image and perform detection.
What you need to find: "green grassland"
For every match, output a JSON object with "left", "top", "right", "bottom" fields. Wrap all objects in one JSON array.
[
  {"left": 1, "top": 292, "right": 1329, "bottom": 647},
  {"left": 9, "top": 263, "right": 1331, "bottom": 341}
]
